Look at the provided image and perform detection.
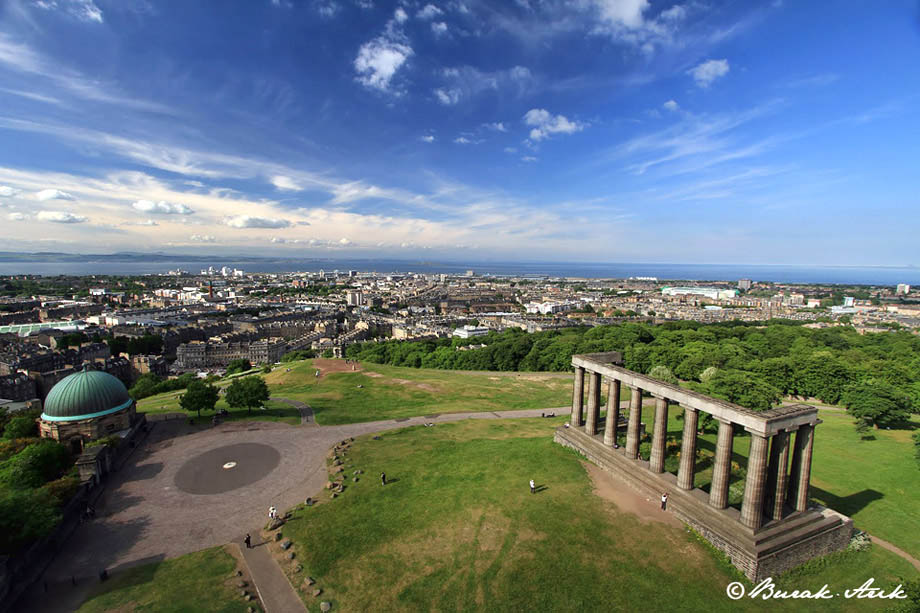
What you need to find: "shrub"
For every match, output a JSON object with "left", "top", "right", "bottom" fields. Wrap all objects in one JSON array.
[
  {"left": 0, "top": 440, "right": 71, "bottom": 489},
  {"left": 42, "top": 474, "right": 81, "bottom": 506},
  {"left": 2, "top": 416, "right": 37, "bottom": 440},
  {"left": 0, "top": 488, "right": 63, "bottom": 554}
]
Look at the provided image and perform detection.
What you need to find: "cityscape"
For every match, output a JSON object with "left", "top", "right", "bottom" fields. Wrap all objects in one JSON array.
[{"left": 0, "top": 0, "right": 917, "bottom": 612}]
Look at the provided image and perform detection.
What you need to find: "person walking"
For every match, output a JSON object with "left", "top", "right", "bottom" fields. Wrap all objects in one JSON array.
[
  {"left": 381, "top": 472, "right": 387, "bottom": 486},
  {"left": 268, "top": 505, "right": 277, "bottom": 519},
  {"left": 660, "top": 492, "right": 668, "bottom": 511},
  {"left": 530, "top": 479, "right": 536, "bottom": 494},
  {"left": 244, "top": 534, "right": 251, "bottom": 549}
]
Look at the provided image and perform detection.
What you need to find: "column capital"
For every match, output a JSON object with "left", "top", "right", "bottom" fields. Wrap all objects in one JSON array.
[{"left": 743, "top": 426, "right": 769, "bottom": 437}]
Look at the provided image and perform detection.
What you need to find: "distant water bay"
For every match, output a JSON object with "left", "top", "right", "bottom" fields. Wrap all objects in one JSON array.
[{"left": 0, "top": 257, "right": 916, "bottom": 286}]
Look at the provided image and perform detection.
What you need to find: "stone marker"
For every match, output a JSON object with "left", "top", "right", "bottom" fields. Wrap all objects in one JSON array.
[
  {"left": 313, "top": 588, "right": 323, "bottom": 597},
  {"left": 237, "top": 580, "right": 248, "bottom": 588},
  {"left": 268, "top": 517, "right": 284, "bottom": 530},
  {"left": 320, "top": 602, "right": 332, "bottom": 612},
  {"left": 274, "top": 532, "right": 283, "bottom": 541},
  {"left": 306, "top": 576, "right": 316, "bottom": 586},
  {"left": 281, "top": 539, "right": 292, "bottom": 550},
  {"left": 287, "top": 551, "right": 296, "bottom": 560}
]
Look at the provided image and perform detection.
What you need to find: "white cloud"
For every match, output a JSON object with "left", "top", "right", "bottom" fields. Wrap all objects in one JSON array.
[
  {"left": 660, "top": 4, "right": 686, "bottom": 21},
  {"left": 504, "top": 146, "right": 518, "bottom": 153},
  {"left": 131, "top": 200, "right": 194, "bottom": 215},
  {"left": 434, "top": 88, "right": 461, "bottom": 105},
  {"left": 224, "top": 215, "right": 291, "bottom": 229},
  {"left": 484, "top": 122, "right": 508, "bottom": 132},
  {"left": 271, "top": 175, "right": 303, "bottom": 191},
  {"left": 421, "top": 135, "right": 435, "bottom": 143},
  {"left": 663, "top": 99, "right": 680, "bottom": 112},
  {"left": 354, "top": 25, "right": 413, "bottom": 93},
  {"left": 523, "top": 108, "right": 584, "bottom": 141},
  {"left": 417, "top": 4, "right": 443, "bottom": 19},
  {"left": 7, "top": 212, "right": 27, "bottom": 221},
  {"left": 0, "top": 185, "right": 20, "bottom": 197},
  {"left": 454, "top": 136, "right": 471, "bottom": 144},
  {"left": 36, "top": 188, "right": 76, "bottom": 201},
  {"left": 521, "top": 156, "right": 538, "bottom": 162},
  {"left": 394, "top": 7, "right": 408, "bottom": 22},
  {"left": 136, "top": 219, "right": 159, "bottom": 226},
  {"left": 34, "top": 0, "right": 104, "bottom": 23},
  {"left": 591, "top": 0, "right": 648, "bottom": 29},
  {"left": 431, "top": 21, "right": 448, "bottom": 35},
  {"left": 317, "top": 2, "right": 339, "bottom": 17},
  {"left": 689, "top": 59, "right": 730, "bottom": 88},
  {"left": 433, "top": 65, "right": 532, "bottom": 106},
  {"left": 37, "top": 210, "right": 86, "bottom": 223},
  {"left": 190, "top": 234, "right": 216, "bottom": 242},
  {"left": 339, "top": 237, "right": 352, "bottom": 245}
]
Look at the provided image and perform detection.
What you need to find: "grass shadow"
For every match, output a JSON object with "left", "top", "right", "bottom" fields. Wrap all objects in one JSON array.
[{"left": 809, "top": 486, "right": 884, "bottom": 516}]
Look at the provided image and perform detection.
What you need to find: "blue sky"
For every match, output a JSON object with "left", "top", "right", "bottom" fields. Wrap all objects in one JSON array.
[{"left": 0, "top": 0, "right": 917, "bottom": 265}]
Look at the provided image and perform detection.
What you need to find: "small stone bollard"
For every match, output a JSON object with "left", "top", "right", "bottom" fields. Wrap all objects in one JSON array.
[
  {"left": 305, "top": 497, "right": 313, "bottom": 506},
  {"left": 294, "top": 564, "right": 303, "bottom": 573},
  {"left": 353, "top": 477, "right": 359, "bottom": 482},
  {"left": 306, "top": 576, "right": 316, "bottom": 586},
  {"left": 274, "top": 532, "right": 283, "bottom": 541},
  {"left": 236, "top": 570, "right": 243, "bottom": 577},
  {"left": 313, "top": 588, "right": 323, "bottom": 597},
  {"left": 241, "top": 589, "right": 248, "bottom": 597},
  {"left": 287, "top": 551, "right": 296, "bottom": 560},
  {"left": 237, "top": 580, "right": 248, "bottom": 588},
  {"left": 281, "top": 539, "right": 292, "bottom": 550},
  {"left": 320, "top": 601, "right": 332, "bottom": 612}
]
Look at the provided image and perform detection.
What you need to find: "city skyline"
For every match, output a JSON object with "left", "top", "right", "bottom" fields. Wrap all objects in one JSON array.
[{"left": 0, "top": 0, "right": 917, "bottom": 265}]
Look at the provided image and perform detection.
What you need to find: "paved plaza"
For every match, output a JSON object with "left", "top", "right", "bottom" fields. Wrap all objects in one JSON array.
[{"left": 21, "top": 406, "right": 557, "bottom": 612}]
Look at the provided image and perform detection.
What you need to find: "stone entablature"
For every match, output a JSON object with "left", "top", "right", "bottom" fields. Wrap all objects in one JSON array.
[{"left": 559, "top": 352, "right": 852, "bottom": 581}]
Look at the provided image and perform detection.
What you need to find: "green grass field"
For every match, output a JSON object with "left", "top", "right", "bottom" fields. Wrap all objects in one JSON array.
[
  {"left": 262, "top": 359, "right": 572, "bottom": 424},
  {"left": 76, "top": 546, "right": 254, "bottom": 613},
  {"left": 277, "top": 419, "right": 915, "bottom": 612},
  {"left": 137, "top": 393, "right": 301, "bottom": 426}
]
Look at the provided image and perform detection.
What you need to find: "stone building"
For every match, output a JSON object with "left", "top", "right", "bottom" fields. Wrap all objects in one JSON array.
[{"left": 38, "top": 367, "right": 138, "bottom": 454}]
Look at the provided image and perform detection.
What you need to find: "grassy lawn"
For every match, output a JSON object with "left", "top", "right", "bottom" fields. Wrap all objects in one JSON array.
[
  {"left": 261, "top": 359, "right": 572, "bottom": 425},
  {"left": 276, "top": 419, "right": 915, "bottom": 612},
  {"left": 76, "top": 546, "right": 254, "bottom": 613},
  {"left": 602, "top": 405, "right": 920, "bottom": 561},
  {"left": 137, "top": 395, "right": 301, "bottom": 426}
]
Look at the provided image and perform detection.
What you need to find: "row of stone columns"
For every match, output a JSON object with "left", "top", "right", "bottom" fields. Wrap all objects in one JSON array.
[{"left": 570, "top": 367, "right": 817, "bottom": 531}]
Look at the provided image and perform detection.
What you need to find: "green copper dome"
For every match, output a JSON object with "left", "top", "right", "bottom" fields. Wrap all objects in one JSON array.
[{"left": 41, "top": 368, "right": 133, "bottom": 422}]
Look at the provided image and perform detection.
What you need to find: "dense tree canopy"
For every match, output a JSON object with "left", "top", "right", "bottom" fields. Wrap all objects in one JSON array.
[
  {"left": 346, "top": 320, "right": 920, "bottom": 416},
  {"left": 180, "top": 380, "right": 219, "bottom": 417},
  {"left": 226, "top": 359, "right": 252, "bottom": 375},
  {"left": 225, "top": 376, "right": 270, "bottom": 415}
]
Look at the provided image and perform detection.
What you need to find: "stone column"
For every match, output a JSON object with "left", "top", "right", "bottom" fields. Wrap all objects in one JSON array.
[
  {"left": 709, "top": 419, "right": 734, "bottom": 509},
  {"left": 625, "top": 386, "right": 643, "bottom": 459},
  {"left": 603, "top": 379, "right": 621, "bottom": 447},
  {"left": 570, "top": 367, "right": 585, "bottom": 427},
  {"left": 786, "top": 426, "right": 803, "bottom": 507},
  {"left": 793, "top": 424, "right": 815, "bottom": 512},
  {"left": 585, "top": 371, "right": 601, "bottom": 435},
  {"left": 767, "top": 431, "right": 791, "bottom": 520},
  {"left": 649, "top": 396, "right": 669, "bottom": 473},
  {"left": 740, "top": 432, "right": 770, "bottom": 530},
  {"left": 677, "top": 408, "right": 699, "bottom": 489}
]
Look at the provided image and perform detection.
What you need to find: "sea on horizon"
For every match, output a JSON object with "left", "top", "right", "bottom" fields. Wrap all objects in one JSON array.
[{"left": 0, "top": 257, "right": 917, "bottom": 286}]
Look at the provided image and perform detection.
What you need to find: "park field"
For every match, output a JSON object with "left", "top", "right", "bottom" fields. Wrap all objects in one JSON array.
[
  {"left": 274, "top": 418, "right": 915, "bottom": 612},
  {"left": 261, "top": 359, "right": 573, "bottom": 424},
  {"left": 76, "top": 546, "right": 255, "bottom": 613}
]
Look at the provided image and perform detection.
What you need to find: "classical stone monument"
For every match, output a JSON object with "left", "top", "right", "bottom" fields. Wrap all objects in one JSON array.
[{"left": 555, "top": 352, "right": 853, "bottom": 581}]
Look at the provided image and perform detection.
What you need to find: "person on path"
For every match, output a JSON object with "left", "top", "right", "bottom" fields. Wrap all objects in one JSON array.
[
  {"left": 660, "top": 492, "right": 668, "bottom": 511},
  {"left": 244, "top": 534, "right": 251, "bottom": 549},
  {"left": 530, "top": 479, "right": 536, "bottom": 494},
  {"left": 268, "top": 505, "right": 277, "bottom": 519},
  {"left": 381, "top": 472, "right": 387, "bottom": 486}
]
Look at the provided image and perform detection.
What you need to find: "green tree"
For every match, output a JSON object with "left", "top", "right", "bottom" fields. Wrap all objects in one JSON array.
[
  {"left": 705, "top": 370, "right": 781, "bottom": 411},
  {"left": 225, "top": 376, "right": 271, "bottom": 415},
  {"left": 179, "top": 379, "right": 219, "bottom": 418},
  {"left": 647, "top": 365, "right": 677, "bottom": 385},
  {"left": 842, "top": 381, "right": 912, "bottom": 432},
  {"left": 914, "top": 431, "right": 920, "bottom": 469},
  {"left": 0, "top": 440, "right": 71, "bottom": 489},
  {"left": 0, "top": 488, "right": 63, "bottom": 555},
  {"left": 226, "top": 359, "right": 252, "bottom": 375},
  {"left": 2, "top": 416, "right": 37, "bottom": 440},
  {"left": 322, "top": 349, "right": 334, "bottom": 358}
]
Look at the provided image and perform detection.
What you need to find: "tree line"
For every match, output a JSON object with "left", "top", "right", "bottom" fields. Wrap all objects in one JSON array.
[{"left": 345, "top": 320, "right": 920, "bottom": 428}]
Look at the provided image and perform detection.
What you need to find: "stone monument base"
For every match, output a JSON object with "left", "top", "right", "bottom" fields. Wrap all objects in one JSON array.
[{"left": 555, "top": 426, "right": 853, "bottom": 582}]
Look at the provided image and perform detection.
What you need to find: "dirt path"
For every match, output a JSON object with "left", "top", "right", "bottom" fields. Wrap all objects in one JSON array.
[
  {"left": 312, "top": 358, "right": 363, "bottom": 378},
  {"left": 868, "top": 534, "right": 920, "bottom": 572},
  {"left": 583, "top": 462, "right": 682, "bottom": 527}
]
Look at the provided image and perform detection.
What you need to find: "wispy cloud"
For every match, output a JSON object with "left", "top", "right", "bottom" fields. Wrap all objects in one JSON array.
[
  {"left": 523, "top": 108, "right": 584, "bottom": 141},
  {"left": 688, "top": 59, "right": 730, "bottom": 88},
  {"left": 354, "top": 9, "right": 413, "bottom": 93},
  {"left": 37, "top": 210, "right": 86, "bottom": 223}
]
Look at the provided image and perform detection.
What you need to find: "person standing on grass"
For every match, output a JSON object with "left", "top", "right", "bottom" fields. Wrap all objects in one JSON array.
[
  {"left": 381, "top": 472, "right": 387, "bottom": 485},
  {"left": 660, "top": 492, "right": 668, "bottom": 511},
  {"left": 244, "top": 534, "right": 251, "bottom": 549},
  {"left": 530, "top": 479, "right": 536, "bottom": 494}
]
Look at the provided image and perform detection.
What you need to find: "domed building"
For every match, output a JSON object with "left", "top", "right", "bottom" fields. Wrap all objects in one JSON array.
[{"left": 39, "top": 367, "right": 137, "bottom": 453}]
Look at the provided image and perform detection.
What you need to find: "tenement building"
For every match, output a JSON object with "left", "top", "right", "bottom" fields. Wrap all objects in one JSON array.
[{"left": 555, "top": 352, "right": 853, "bottom": 582}]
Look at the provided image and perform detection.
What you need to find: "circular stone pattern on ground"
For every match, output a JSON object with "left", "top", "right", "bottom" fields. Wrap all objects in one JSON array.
[{"left": 174, "top": 443, "right": 281, "bottom": 495}]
